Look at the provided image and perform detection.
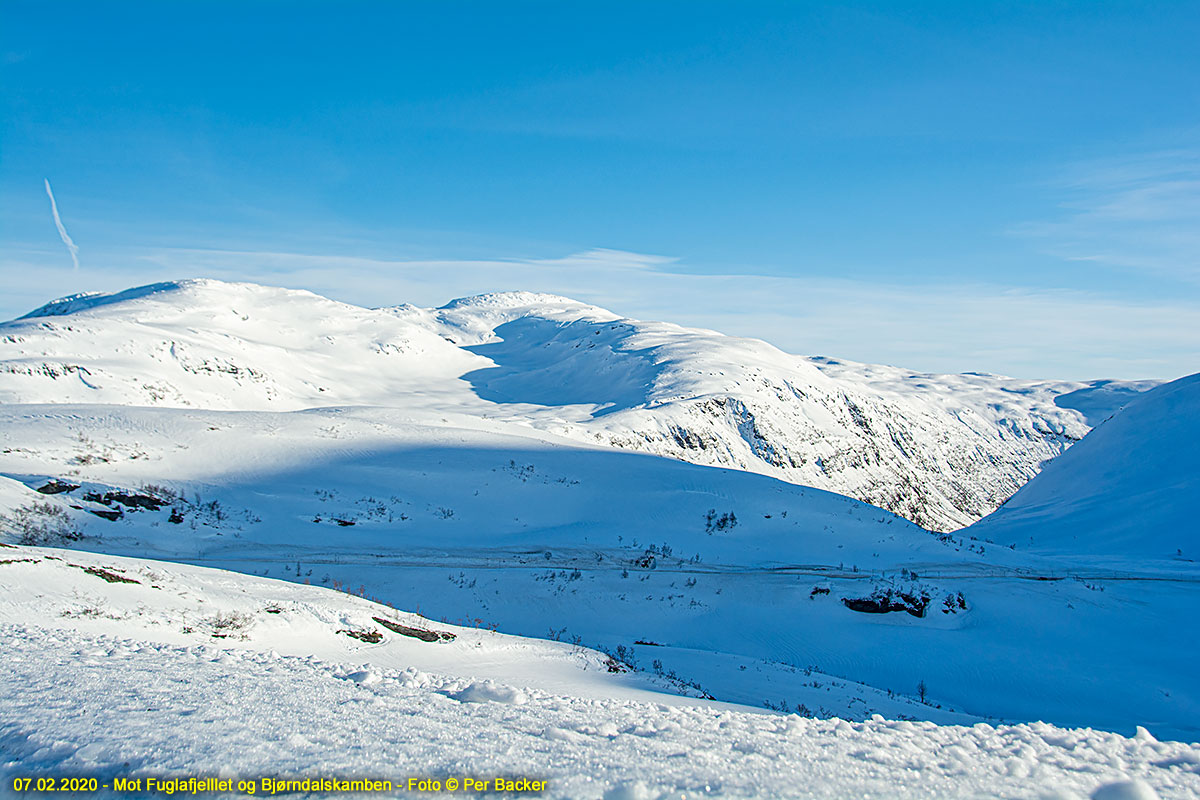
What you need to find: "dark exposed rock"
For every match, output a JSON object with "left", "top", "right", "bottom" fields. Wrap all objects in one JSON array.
[
  {"left": 106, "top": 492, "right": 166, "bottom": 511},
  {"left": 372, "top": 616, "right": 455, "bottom": 642},
  {"left": 82, "top": 490, "right": 165, "bottom": 511},
  {"left": 36, "top": 480, "right": 79, "bottom": 495},
  {"left": 842, "top": 590, "right": 930, "bottom": 618}
]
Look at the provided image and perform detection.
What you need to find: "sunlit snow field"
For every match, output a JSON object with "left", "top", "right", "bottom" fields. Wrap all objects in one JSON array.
[{"left": 1, "top": 282, "right": 1197, "bottom": 798}]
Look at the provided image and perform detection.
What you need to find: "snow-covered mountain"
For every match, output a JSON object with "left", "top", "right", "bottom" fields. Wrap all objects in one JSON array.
[
  {"left": 971, "top": 372, "right": 1200, "bottom": 562},
  {"left": 0, "top": 279, "right": 1154, "bottom": 531},
  {"left": 1, "top": 277, "right": 1197, "bottom": 754}
]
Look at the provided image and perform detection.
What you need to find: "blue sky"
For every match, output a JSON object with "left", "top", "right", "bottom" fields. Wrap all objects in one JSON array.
[{"left": 2, "top": 1, "right": 1198, "bottom": 379}]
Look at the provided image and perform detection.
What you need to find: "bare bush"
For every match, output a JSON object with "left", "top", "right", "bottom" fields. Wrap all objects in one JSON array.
[
  {"left": 205, "top": 610, "right": 254, "bottom": 639},
  {"left": 1, "top": 501, "right": 83, "bottom": 545}
]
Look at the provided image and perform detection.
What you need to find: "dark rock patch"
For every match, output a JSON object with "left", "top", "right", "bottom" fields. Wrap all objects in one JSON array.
[
  {"left": 372, "top": 616, "right": 455, "bottom": 642},
  {"left": 842, "top": 590, "right": 930, "bottom": 618},
  {"left": 82, "top": 491, "right": 166, "bottom": 511},
  {"left": 36, "top": 480, "right": 80, "bottom": 495}
]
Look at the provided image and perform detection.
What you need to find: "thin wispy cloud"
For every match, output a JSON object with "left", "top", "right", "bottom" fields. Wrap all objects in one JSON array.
[
  {"left": 1017, "top": 149, "right": 1200, "bottom": 284},
  {"left": 44, "top": 179, "right": 80, "bottom": 271},
  {"left": 530, "top": 248, "right": 678, "bottom": 271}
]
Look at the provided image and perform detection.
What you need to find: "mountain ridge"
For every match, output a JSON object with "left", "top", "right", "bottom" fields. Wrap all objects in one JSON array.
[{"left": 0, "top": 278, "right": 1157, "bottom": 531}]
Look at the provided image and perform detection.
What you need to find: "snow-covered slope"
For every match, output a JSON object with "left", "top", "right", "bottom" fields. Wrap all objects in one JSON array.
[
  {"left": 6, "top": 547, "right": 1197, "bottom": 799},
  {"left": 0, "top": 279, "right": 1154, "bottom": 530},
  {"left": 971, "top": 373, "right": 1200, "bottom": 561},
  {"left": 0, "top": 544, "right": 700, "bottom": 704},
  {"left": 2, "top": 280, "right": 485, "bottom": 412},
  {"left": 1, "top": 402, "right": 1196, "bottom": 740}
]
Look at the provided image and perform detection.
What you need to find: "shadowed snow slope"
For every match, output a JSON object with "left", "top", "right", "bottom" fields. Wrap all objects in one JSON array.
[
  {"left": 3, "top": 548, "right": 1197, "bottom": 799},
  {"left": 0, "top": 279, "right": 1155, "bottom": 530},
  {"left": 0, "top": 401, "right": 1196, "bottom": 740},
  {"left": 971, "top": 373, "right": 1200, "bottom": 561}
]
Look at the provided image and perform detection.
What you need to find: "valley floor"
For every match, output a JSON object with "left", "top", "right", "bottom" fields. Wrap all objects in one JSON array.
[{"left": 1, "top": 547, "right": 1198, "bottom": 800}]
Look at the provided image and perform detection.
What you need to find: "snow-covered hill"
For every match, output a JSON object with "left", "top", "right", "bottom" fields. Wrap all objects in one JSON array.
[
  {"left": 6, "top": 547, "right": 1196, "bottom": 799},
  {"left": 971, "top": 372, "right": 1200, "bottom": 562},
  {"left": 0, "top": 279, "right": 1154, "bottom": 530},
  {"left": 1, "top": 399, "right": 1196, "bottom": 740}
]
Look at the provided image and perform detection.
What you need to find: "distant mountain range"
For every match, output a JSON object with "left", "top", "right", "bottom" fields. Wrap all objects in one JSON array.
[{"left": 0, "top": 279, "right": 1156, "bottom": 530}]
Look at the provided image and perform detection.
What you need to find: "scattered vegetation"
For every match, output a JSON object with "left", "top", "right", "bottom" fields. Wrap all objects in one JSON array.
[
  {"left": 206, "top": 611, "right": 254, "bottom": 639},
  {"left": 941, "top": 592, "right": 969, "bottom": 613},
  {"left": 60, "top": 600, "right": 124, "bottom": 620},
  {"left": 0, "top": 501, "right": 83, "bottom": 545},
  {"left": 338, "top": 627, "right": 383, "bottom": 643},
  {"left": 74, "top": 564, "right": 141, "bottom": 584},
  {"left": 704, "top": 509, "right": 738, "bottom": 534}
]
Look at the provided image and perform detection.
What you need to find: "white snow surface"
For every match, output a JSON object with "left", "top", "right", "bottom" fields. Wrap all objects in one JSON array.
[
  {"left": 2, "top": 546, "right": 1198, "bottom": 800},
  {"left": 0, "top": 397, "right": 1195, "bottom": 741},
  {"left": 972, "top": 373, "right": 1200, "bottom": 562},
  {"left": 1, "top": 279, "right": 1195, "bottom": 797},
  {"left": 0, "top": 279, "right": 1156, "bottom": 531}
]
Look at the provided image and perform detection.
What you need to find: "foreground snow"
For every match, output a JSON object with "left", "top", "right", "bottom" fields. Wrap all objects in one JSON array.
[{"left": 2, "top": 548, "right": 1197, "bottom": 800}]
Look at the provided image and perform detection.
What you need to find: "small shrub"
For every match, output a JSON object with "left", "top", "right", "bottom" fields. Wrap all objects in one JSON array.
[
  {"left": 138, "top": 483, "right": 180, "bottom": 503},
  {"left": 1, "top": 501, "right": 83, "bottom": 545},
  {"left": 704, "top": 509, "right": 738, "bottom": 534},
  {"left": 206, "top": 610, "right": 254, "bottom": 639}
]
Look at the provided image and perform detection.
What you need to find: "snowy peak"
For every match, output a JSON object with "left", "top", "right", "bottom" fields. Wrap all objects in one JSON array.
[
  {"left": 17, "top": 281, "right": 197, "bottom": 320},
  {"left": 436, "top": 290, "right": 611, "bottom": 316},
  {"left": 0, "top": 278, "right": 1156, "bottom": 531},
  {"left": 2, "top": 278, "right": 489, "bottom": 410},
  {"left": 16, "top": 279, "right": 330, "bottom": 321},
  {"left": 390, "top": 290, "right": 621, "bottom": 348}
]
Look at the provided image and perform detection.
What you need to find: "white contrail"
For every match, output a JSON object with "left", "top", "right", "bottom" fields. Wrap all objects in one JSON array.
[{"left": 44, "top": 179, "right": 80, "bottom": 270}]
